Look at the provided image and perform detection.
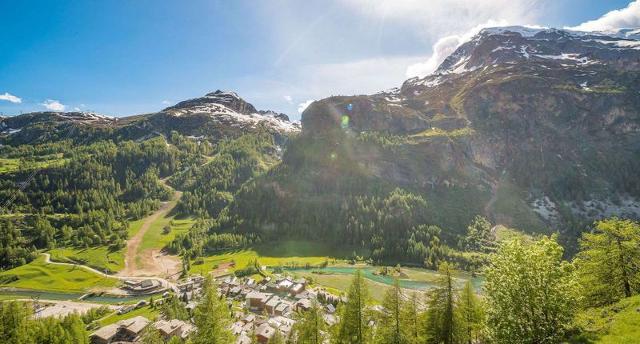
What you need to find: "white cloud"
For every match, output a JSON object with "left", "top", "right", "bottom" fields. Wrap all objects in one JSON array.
[
  {"left": 298, "top": 56, "right": 425, "bottom": 96},
  {"left": 0, "top": 92, "right": 22, "bottom": 104},
  {"left": 297, "top": 99, "right": 314, "bottom": 114},
  {"left": 73, "top": 107, "right": 81, "bottom": 111},
  {"left": 340, "top": 0, "right": 547, "bottom": 39},
  {"left": 569, "top": 0, "right": 640, "bottom": 32},
  {"left": 406, "top": 19, "right": 509, "bottom": 78},
  {"left": 283, "top": 95, "right": 293, "bottom": 104},
  {"left": 41, "top": 99, "right": 66, "bottom": 112},
  {"left": 161, "top": 100, "right": 172, "bottom": 105}
]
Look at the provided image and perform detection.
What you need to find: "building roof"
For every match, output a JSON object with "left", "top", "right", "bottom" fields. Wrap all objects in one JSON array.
[
  {"left": 90, "top": 324, "right": 119, "bottom": 340},
  {"left": 154, "top": 319, "right": 192, "bottom": 337},
  {"left": 256, "top": 323, "right": 275, "bottom": 339},
  {"left": 265, "top": 296, "right": 281, "bottom": 308},
  {"left": 121, "top": 316, "right": 150, "bottom": 334},
  {"left": 237, "top": 333, "right": 252, "bottom": 344}
]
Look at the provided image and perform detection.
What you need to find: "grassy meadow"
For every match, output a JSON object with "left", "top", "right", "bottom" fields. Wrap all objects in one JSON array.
[{"left": 0, "top": 256, "right": 118, "bottom": 293}]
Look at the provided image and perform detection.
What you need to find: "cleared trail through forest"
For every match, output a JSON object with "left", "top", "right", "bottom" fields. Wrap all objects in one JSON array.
[{"left": 118, "top": 179, "right": 182, "bottom": 279}]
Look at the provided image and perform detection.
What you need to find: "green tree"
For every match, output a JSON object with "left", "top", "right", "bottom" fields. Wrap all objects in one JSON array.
[
  {"left": 456, "top": 281, "right": 484, "bottom": 344},
  {"left": 192, "top": 276, "right": 234, "bottom": 344},
  {"left": 375, "top": 279, "right": 406, "bottom": 344},
  {"left": 293, "top": 300, "right": 326, "bottom": 343},
  {"left": 484, "top": 236, "right": 576, "bottom": 344},
  {"left": 140, "top": 327, "right": 164, "bottom": 344},
  {"left": 425, "top": 262, "right": 458, "bottom": 344},
  {"left": 270, "top": 329, "right": 285, "bottom": 343},
  {"left": 334, "top": 269, "right": 372, "bottom": 344},
  {"left": 574, "top": 218, "right": 640, "bottom": 306},
  {"left": 168, "top": 336, "right": 183, "bottom": 344},
  {"left": 463, "top": 215, "right": 493, "bottom": 252},
  {"left": 0, "top": 301, "right": 32, "bottom": 344},
  {"left": 401, "top": 292, "right": 421, "bottom": 344}
]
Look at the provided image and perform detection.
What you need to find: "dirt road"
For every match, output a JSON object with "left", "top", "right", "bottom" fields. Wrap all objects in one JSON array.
[{"left": 118, "top": 187, "right": 183, "bottom": 279}]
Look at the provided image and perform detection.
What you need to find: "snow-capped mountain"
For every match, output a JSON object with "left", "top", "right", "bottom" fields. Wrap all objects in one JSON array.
[
  {"left": 406, "top": 26, "right": 640, "bottom": 89},
  {"left": 0, "top": 90, "right": 299, "bottom": 145},
  {"left": 159, "top": 90, "right": 300, "bottom": 133}
]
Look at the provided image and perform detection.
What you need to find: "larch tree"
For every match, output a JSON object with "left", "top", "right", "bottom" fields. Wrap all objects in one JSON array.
[
  {"left": 401, "top": 292, "right": 421, "bottom": 344},
  {"left": 192, "top": 276, "right": 234, "bottom": 344},
  {"left": 140, "top": 327, "right": 164, "bottom": 344},
  {"left": 574, "top": 218, "right": 640, "bottom": 306},
  {"left": 456, "top": 280, "right": 484, "bottom": 344},
  {"left": 293, "top": 300, "right": 326, "bottom": 344},
  {"left": 375, "top": 278, "right": 405, "bottom": 344},
  {"left": 484, "top": 236, "right": 576, "bottom": 344},
  {"left": 334, "top": 269, "right": 372, "bottom": 344},
  {"left": 425, "top": 262, "right": 459, "bottom": 344}
]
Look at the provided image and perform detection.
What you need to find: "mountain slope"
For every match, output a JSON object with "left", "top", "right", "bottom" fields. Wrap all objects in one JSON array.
[
  {"left": 0, "top": 90, "right": 299, "bottom": 146},
  {"left": 224, "top": 26, "right": 640, "bottom": 253}
]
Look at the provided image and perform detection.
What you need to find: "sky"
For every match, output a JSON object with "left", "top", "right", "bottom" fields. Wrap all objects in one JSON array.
[{"left": 1, "top": 0, "right": 639, "bottom": 120}]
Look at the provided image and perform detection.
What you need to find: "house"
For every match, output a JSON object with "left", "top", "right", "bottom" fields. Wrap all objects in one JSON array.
[
  {"left": 246, "top": 291, "right": 271, "bottom": 310},
  {"left": 119, "top": 316, "right": 150, "bottom": 339},
  {"left": 237, "top": 333, "right": 252, "bottom": 344},
  {"left": 242, "top": 313, "right": 256, "bottom": 324},
  {"left": 265, "top": 295, "right": 281, "bottom": 315},
  {"left": 295, "top": 298, "right": 312, "bottom": 311},
  {"left": 123, "top": 279, "right": 159, "bottom": 292},
  {"left": 290, "top": 283, "right": 305, "bottom": 295},
  {"left": 255, "top": 323, "right": 276, "bottom": 343},
  {"left": 274, "top": 301, "right": 291, "bottom": 316},
  {"left": 90, "top": 316, "right": 150, "bottom": 344},
  {"left": 153, "top": 319, "right": 195, "bottom": 340},
  {"left": 90, "top": 324, "right": 119, "bottom": 344},
  {"left": 277, "top": 278, "right": 294, "bottom": 292},
  {"left": 325, "top": 304, "right": 336, "bottom": 314},
  {"left": 231, "top": 321, "right": 245, "bottom": 336}
]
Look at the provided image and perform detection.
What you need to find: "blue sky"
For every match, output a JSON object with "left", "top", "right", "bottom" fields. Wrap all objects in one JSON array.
[{"left": 1, "top": 0, "right": 638, "bottom": 120}]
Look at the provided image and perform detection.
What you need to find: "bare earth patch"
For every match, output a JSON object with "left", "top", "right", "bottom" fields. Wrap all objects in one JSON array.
[{"left": 118, "top": 190, "right": 182, "bottom": 280}]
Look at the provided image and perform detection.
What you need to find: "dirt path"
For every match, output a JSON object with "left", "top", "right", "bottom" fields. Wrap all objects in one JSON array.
[{"left": 118, "top": 182, "right": 183, "bottom": 280}]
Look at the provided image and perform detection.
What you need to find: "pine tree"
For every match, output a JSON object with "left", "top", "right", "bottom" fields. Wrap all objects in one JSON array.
[
  {"left": 0, "top": 301, "right": 32, "bottom": 344},
  {"left": 456, "top": 281, "right": 484, "bottom": 344},
  {"left": 574, "top": 218, "right": 640, "bottom": 306},
  {"left": 271, "top": 329, "right": 285, "bottom": 344},
  {"left": 192, "top": 276, "right": 234, "bottom": 344},
  {"left": 334, "top": 269, "right": 371, "bottom": 343},
  {"left": 401, "top": 292, "right": 421, "bottom": 344},
  {"left": 140, "top": 327, "right": 164, "bottom": 344},
  {"left": 425, "top": 262, "right": 458, "bottom": 344},
  {"left": 293, "top": 300, "right": 326, "bottom": 343},
  {"left": 375, "top": 278, "right": 405, "bottom": 344}
]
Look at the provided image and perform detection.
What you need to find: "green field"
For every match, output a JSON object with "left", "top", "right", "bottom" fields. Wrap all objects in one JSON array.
[
  {"left": 98, "top": 305, "right": 160, "bottom": 326},
  {"left": 573, "top": 295, "right": 640, "bottom": 343},
  {"left": 48, "top": 247, "right": 124, "bottom": 274},
  {"left": 188, "top": 240, "right": 365, "bottom": 276},
  {"left": 139, "top": 215, "right": 194, "bottom": 252},
  {"left": 0, "top": 256, "right": 118, "bottom": 293},
  {"left": 0, "top": 155, "right": 68, "bottom": 174}
]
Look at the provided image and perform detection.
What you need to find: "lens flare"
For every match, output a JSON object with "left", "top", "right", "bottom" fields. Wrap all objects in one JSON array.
[{"left": 341, "top": 115, "right": 350, "bottom": 129}]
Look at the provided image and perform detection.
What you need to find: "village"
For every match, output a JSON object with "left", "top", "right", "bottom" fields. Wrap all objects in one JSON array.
[{"left": 87, "top": 272, "right": 343, "bottom": 344}]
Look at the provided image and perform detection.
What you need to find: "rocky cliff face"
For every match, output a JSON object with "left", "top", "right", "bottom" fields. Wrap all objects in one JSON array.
[{"left": 300, "top": 26, "right": 640, "bottom": 239}]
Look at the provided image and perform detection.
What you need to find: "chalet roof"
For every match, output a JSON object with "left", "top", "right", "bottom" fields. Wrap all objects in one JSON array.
[
  {"left": 121, "top": 316, "right": 151, "bottom": 334},
  {"left": 91, "top": 324, "right": 119, "bottom": 340},
  {"left": 256, "top": 323, "right": 275, "bottom": 339},
  {"left": 265, "top": 296, "right": 281, "bottom": 308}
]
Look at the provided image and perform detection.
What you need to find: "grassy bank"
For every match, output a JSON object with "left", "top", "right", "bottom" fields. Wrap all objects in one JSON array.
[
  {"left": 187, "top": 240, "right": 365, "bottom": 276},
  {"left": 0, "top": 256, "right": 118, "bottom": 293}
]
